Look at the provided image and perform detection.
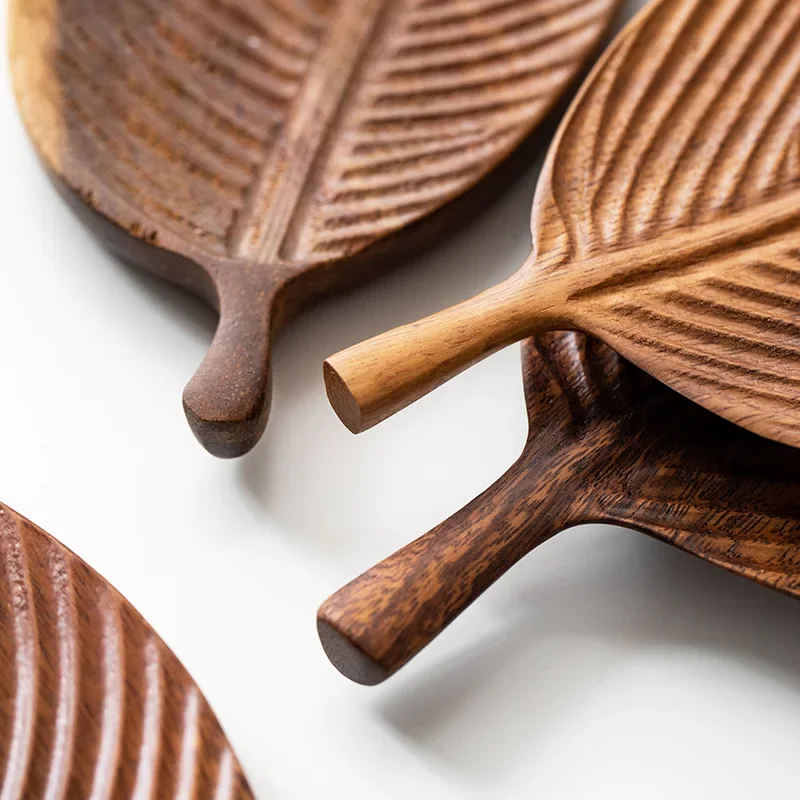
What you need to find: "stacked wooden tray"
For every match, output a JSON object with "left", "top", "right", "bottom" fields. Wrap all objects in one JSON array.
[
  {"left": 319, "top": 0, "right": 800, "bottom": 681},
  {"left": 5, "top": 0, "right": 800, "bottom": 794}
]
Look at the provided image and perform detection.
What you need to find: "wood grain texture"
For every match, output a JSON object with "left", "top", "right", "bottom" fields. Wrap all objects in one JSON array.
[
  {"left": 325, "top": 0, "right": 800, "bottom": 449},
  {"left": 9, "top": 0, "right": 620, "bottom": 457},
  {"left": 318, "top": 330, "right": 800, "bottom": 684},
  {"left": 0, "top": 504, "right": 254, "bottom": 798}
]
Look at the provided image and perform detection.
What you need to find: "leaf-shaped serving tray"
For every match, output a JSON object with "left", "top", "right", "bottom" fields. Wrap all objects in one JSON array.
[
  {"left": 325, "top": 0, "right": 800, "bottom": 450},
  {"left": 10, "top": 0, "right": 621, "bottom": 457},
  {"left": 0, "top": 504, "right": 253, "bottom": 798},
  {"left": 318, "top": 331, "right": 800, "bottom": 685}
]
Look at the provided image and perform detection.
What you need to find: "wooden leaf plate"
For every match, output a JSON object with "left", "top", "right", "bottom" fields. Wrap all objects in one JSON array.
[
  {"left": 0, "top": 504, "right": 254, "bottom": 798},
  {"left": 318, "top": 331, "right": 800, "bottom": 685},
  {"left": 9, "top": 0, "right": 621, "bottom": 457},
  {"left": 325, "top": 0, "right": 800, "bottom": 450}
]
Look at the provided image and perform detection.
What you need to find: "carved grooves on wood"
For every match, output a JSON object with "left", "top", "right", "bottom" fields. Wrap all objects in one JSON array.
[
  {"left": 550, "top": 0, "right": 800, "bottom": 262},
  {"left": 513, "top": 0, "right": 800, "bottom": 447},
  {"left": 523, "top": 333, "right": 800, "bottom": 584},
  {"left": 0, "top": 506, "right": 252, "bottom": 799},
  {"left": 53, "top": 0, "right": 331, "bottom": 252},
  {"left": 552, "top": 217, "right": 800, "bottom": 426},
  {"left": 587, "top": 247, "right": 800, "bottom": 443},
  {"left": 531, "top": 331, "right": 635, "bottom": 427},
  {"left": 525, "top": 332, "right": 800, "bottom": 526},
  {"left": 285, "top": 0, "right": 617, "bottom": 261},
  {"left": 620, "top": 505, "right": 800, "bottom": 581},
  {"left": 236, "top": 0, "right": 389, "bottom": 262},
  {"left": 37, "top": 0, "right": 619, "bottom": 264},
  {"left": 313, "top": 0, "right": 800, "bottom": 450}
]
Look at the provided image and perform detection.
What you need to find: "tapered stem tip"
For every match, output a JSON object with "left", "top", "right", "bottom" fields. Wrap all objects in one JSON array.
[
  {"left": 323, "top": 360, "right": 364, "bottom": 434},
  {"left": 317, "top": 617, "right": 389, "bottom": 686},
  {"left": 182, "top": 399, "right": 266, "bottom": 458}
]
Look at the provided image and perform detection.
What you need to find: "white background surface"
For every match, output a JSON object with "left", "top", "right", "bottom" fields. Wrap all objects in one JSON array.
[{"left": 3, "top": 1, "right": 800, "bottom": 797}]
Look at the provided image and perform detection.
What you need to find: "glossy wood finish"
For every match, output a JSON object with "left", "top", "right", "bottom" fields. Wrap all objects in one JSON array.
[
  {"left": 0, "top": 504, "right": 254, "bottom": 798},
  {"left": 326, "top": 0, "right": 800, "bottom": 449},
  {"left": 319, "top": 331, "right": 800, "bottom": 684},
  {"left": 10, "top": 0, "right": 620, "bottom": 457}
]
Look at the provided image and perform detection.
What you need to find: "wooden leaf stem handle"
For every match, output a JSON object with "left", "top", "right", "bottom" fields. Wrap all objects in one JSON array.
[
  {"left": 183, "top": 268, "right": 275, "bottom": 458},
  {"left": 324, "top": 268, "right": 560, "bottom": 433},
  {"left": 317, "top": 454, "right": 566, "bottom": 685},
  {"left": 324, "top": 0, "right": 800, "bottom": 450}
]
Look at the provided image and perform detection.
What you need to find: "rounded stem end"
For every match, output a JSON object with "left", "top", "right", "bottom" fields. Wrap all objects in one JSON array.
[
  {"left": 317, "top": 617, "right": 390, "bottom": 686},
  {"left": 323, "top": 360, "right": 364, "bottom": 434}
]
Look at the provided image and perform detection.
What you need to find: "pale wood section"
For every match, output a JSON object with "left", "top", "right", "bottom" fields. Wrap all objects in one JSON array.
[
  {"left": 9, "top": 0, "right": 63, "bottom": 173},
  {"left": 324, "top": 265, "right": 565, "bottom": 432},
  {"left": 325, "top": 0, "right": 800, "bottom": 449}
]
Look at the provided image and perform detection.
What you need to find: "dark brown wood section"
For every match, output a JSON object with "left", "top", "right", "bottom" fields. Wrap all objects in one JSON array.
[
  {"left": 319, "top": 330, "right": 800, "bottom": 684},
  {"left": 10, "top": 0, "right": 621, "bottom": 456}
]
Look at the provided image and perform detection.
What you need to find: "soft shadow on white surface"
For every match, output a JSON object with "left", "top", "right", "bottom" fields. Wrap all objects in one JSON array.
[
  {"left": 104, "top": 130, "right": 539, "bottom": 565},
  {"left": 111, "top": 261, "right": 220, "bottom": 352},
  {"left": 375, "top": 527, "right": 800, "bottom": 786},
  {"left": 232, "top": 0, "right": 646, "bottom": 568},
  {"left": 6, "top": 0, "right": 800, "bottom": 798},
  {"left": 234, "top": 153, "right": 538, "bottom": 565}
]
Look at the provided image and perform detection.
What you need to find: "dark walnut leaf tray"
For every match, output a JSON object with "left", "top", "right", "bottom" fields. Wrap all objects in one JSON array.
[
  {"left": 319, "top": 331, "right": 800, "bottom": 685},
  {"left": 10, "top": 0, "right": 621, "bottom": 456},
  {"left": 0, "top": 504, "right": 253, "bottom": 798}
]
